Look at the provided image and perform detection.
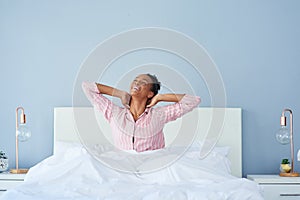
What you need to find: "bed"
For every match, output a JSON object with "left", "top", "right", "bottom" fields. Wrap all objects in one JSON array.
[{"left": 0, "top": 107, "right": 263, "bottom": 200}]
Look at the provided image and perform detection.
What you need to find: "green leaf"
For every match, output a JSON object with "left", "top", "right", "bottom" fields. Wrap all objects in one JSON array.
[{"left": 281, "top": 158, "right": 290, "bottom": 164}]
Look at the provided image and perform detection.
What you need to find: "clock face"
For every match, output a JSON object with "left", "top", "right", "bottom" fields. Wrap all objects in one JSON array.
[{"left": 0, "top": 158, "right": 9, "bottom": 172}]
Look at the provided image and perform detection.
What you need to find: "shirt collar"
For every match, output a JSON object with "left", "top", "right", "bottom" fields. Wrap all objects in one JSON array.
[{"left": 125, "top": 107, "right": 151, "bottom": 119}]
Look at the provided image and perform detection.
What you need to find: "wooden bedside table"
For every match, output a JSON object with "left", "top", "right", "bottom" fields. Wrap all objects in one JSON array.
[
  {"left": 0, "top": 172, "right": 26, "bottom": 196},
  {"left": 247, "top": 174, "right": 300, "bottom": 200}
]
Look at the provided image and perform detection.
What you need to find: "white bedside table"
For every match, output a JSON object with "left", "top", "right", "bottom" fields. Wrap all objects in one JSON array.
[
  {"left": 247, "top": 174, "right": 300, "bottom": 200},
  {"left": 0, "top": 172, "right": 26, "bottom": 196}
]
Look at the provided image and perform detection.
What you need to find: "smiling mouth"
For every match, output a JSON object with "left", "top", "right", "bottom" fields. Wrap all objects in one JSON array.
[{"left": 133, "top": 86, "right": 140, "bottom": 91}]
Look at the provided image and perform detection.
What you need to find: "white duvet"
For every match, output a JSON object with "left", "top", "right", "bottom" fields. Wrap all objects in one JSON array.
[{"left": 1, "top": 143, "right": 263, "bottom": 200}]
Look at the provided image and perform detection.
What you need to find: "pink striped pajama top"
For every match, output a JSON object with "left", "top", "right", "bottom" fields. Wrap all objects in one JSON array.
[{"left": 82, "top": 82, "right": 201, "bottom": 152}]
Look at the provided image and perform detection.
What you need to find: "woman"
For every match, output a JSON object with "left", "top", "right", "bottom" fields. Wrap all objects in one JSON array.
[{"left": 82, "top": 74, "right": 201, "bottom": 152}]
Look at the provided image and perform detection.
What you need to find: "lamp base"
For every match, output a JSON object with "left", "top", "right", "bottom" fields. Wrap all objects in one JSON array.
[
  {"left": 10, "top": 168, "right": 29, "bottom": 174},
  {"left": 279, "top": 172, "right": 300, "bottom": 177}
]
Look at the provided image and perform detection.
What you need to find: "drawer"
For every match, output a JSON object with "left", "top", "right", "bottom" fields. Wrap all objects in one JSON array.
[
  {"left": 0, "top": 190, "right": 7, "bottom": 197},
  {"left": 0, "top": 180, "right": 24, "bottom": 190},
  {"left": 262, "top": 184, "right": 300, "bottom": 200}
]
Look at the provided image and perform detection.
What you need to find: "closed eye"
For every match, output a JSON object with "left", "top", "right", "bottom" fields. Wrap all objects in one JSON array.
[{"left": 133, "top": 79, "right": 148, "bottom": 86}]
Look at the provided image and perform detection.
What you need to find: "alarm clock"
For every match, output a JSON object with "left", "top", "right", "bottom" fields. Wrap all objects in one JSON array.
[{"left": 0, "top": 151, "right": 9, "bottom": 172}]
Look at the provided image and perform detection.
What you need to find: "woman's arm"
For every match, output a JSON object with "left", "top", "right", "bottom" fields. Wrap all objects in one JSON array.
[
  {"left": 147, "top": 94, "right": 185, "bottom": 107},
  {"left": 82, "top": 82, "right": 130, "bottom": 121},
  {"left": 82, "top": 81, "right": 115, "bottom": 120},
  {"left": 95, "top": 83, "right": 131, "bottom": 108},
  {"left": 153, "top": 94, "right": 201, "bottom": 123}
]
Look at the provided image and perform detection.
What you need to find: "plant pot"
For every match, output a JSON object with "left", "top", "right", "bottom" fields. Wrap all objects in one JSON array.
[{"left": 280, "top": 164, "right": 291, "bottom": 173}]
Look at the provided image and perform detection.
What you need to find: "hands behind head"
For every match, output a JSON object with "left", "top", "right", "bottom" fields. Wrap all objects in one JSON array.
[
  {"left": 121, "top": 93, "right": 160, "bottom": 109},
  {"left": 121, "top": 91, "right": 131, "bottom": 109},
  {"left": 146, "top": 94, "right": 161, "bottom": 108}
]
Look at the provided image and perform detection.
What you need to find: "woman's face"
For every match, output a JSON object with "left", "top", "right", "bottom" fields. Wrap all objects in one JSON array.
[{"left": 130, "top": 74, "right": 154, "bottom": 99}]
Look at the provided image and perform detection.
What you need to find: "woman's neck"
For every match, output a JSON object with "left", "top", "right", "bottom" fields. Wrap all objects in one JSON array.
[{"left": 129, "top": 98, "right": 147, "bottom": 120}]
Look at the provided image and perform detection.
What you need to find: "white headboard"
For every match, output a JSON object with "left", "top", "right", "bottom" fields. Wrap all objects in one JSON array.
[{"left": 54, "top": 107, "right": 242, "bottom": 177}]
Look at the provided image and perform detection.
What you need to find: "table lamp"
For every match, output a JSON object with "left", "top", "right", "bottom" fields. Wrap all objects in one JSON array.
[
  {"left": 275, "top": 108, "right": 299, "bottom": 177},
  {"left": 10, "top": 107, "right": 31, "bottom": 174}
]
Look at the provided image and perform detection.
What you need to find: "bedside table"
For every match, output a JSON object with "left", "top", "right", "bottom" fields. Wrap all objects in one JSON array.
[
  {"left": 0, "top": 172, "right": 26, "bottom": 196},
  {"left": 247, "top": 174, "right": 300, "bottom": 200}
]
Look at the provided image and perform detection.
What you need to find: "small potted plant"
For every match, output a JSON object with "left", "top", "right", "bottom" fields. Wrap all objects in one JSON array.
[
  {"left": 0, "top": 150, "right": 9, "bottom": 172},
  {"left": 280, "top": 158, "right": 291, "bottom": 173}
]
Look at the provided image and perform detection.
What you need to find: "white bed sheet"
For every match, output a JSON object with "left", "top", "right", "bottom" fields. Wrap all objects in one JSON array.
[{"left": 0, "top": 143, "right": 263, "bottom": 200}]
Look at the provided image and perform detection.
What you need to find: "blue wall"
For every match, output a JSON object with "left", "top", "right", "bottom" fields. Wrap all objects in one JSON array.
[{"left": 1, "top": 0, "right": 299, "bottom": 177}]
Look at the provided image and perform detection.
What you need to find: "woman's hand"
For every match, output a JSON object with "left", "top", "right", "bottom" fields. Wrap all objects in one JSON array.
[
  {"left": 147, "top": 94, "right": 161, "bottom": 108},
  {"left": 120, "top": 91, "right": 131, "bottom": 109}
]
